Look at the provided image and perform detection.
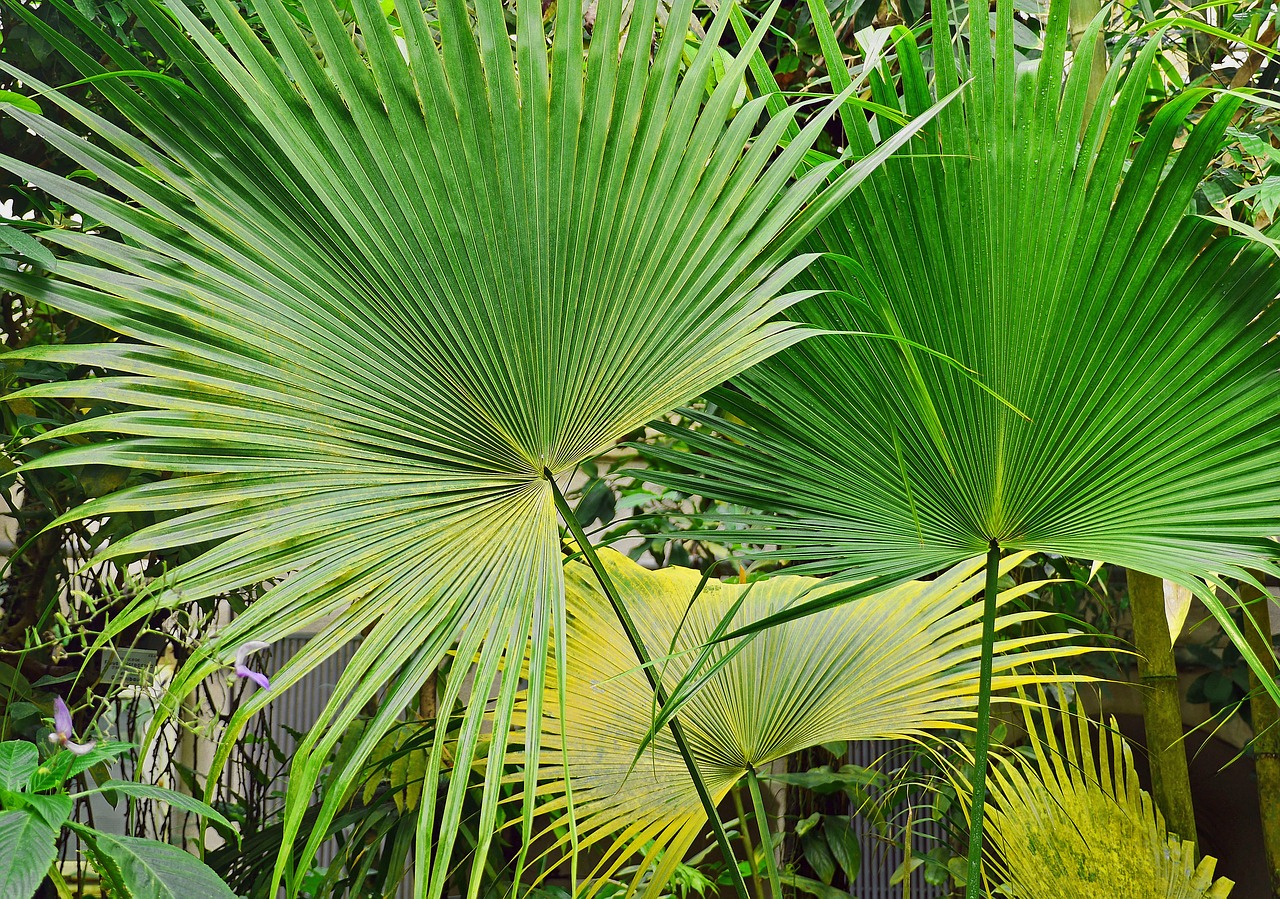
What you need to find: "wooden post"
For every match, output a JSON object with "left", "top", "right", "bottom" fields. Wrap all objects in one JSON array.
[
  {"left": 1243, "top": 582, "right": 1280, "bottom": 897},
  {"left": 1127, "top": 569, "right": 1198, "bottom": 852}
]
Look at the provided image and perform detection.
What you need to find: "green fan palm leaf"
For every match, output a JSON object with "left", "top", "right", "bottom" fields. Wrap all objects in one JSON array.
[
  {"left": 640, "top": 2, "right": 1280, "bottom": 891},
  {"left": 645, "top": 0, "right": 1280, "bottom": 686},
  {"left": 516, "top": 549, "right": 1094, "bottom": 898},
  {"left": 0, "top": 0, "right": 938, "bottom": 894}
]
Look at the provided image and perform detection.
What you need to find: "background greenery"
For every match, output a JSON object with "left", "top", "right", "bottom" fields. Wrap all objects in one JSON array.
[{"left": 3, "top": 0, "right": 1280, "bottom": 896}]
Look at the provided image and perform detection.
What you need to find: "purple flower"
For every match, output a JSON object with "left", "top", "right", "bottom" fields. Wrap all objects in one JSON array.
[
  {"left": 233, "top": 641, "right": 272, "bottom": 690},
  {"left": 46, "top": 697, "right": 96, "bottom": 756}
]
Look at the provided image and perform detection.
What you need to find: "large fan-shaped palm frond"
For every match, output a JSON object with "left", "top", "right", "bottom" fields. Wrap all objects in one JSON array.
[
  {"left": 518, "top": 549, "right": 1091, "bottom": 897},
  {"left": 645, "top": 0, "right": 1280, "bottom": 671},
  {"left": 0, "top": 0, "right": 925, "bottom": 894},
  {"left": 970, "top": 691, "right": 1233, "bottom": 898}
]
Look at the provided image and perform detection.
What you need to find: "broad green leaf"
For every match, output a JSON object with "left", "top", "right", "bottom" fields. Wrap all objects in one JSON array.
[
  {"left": 783, "top": 872, "right": 851, "bottom": 899},
  {"left": 514, "top": 549, "right": 1091, "bottom": 898},
  {"left": 29, "top": 741, "right": 134, "bottom": 791},
  {"left": 802, "top": 831, "right": 837, "bottom": 884},
  {"left": 0, "top": 90, "right": 41, "bottom": 115},
  {"left": 1, "top": 790, "right": 73, "bottom": 830},
  {"left": 822, "top": 815, "right": 861, "bottom": 882},
  {"left": 1232, "top": 175, "right": 1280, "bottom": 218},
  {"left": 646, "top": 0, "right": 1280, "bottom": 704},
  {"left": 18, "top": 794, "right": 73, "bottom": 830},
  {"left": 794, "top": 812, "right": 822, "bottom": 838},
  {"left": 965, "top": 690, "right": 1234, "bottom": 898},
  {"left": 0, "top": 0, "right": 932, "bottom": 895},
  {"left": 83, "top": 832, "right": 236, "bottom": 899},
  {"left": 0, "top": 810, "right": 58, "bottom": 899},
  {"left": 0, "top": 225, "right": 55, "bottom": 271},
  {"left": 76, "top": 781, "right": 234, "bottom": 833},
  {"left": 0, "top": 743, "right": 37, "bottom": 793}
]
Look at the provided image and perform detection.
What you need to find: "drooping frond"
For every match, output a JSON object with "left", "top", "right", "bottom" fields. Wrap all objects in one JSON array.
[
  {"left": 517, "top": 549, "right": 1091, "bottom": 898},
  {"left": 969, "top": 691, "right": 1233, "bottom": 898},
  {"left": 0, "top": 1, "right": 922, "bottom": 894},
  {"left": 645, "top": 0, "right": 1280, "bottom": 687}
]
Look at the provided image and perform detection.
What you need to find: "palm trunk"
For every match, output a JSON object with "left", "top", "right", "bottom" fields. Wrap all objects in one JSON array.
[
  {"left": 746, "top": 767, "right": 783, "bottom": 899},
  {"left": 1127, "top": 569, "right": 1198, "bottom": 851},
  {"left": 1242, "top": 582, "right": 1280, "bottom": 897},
  {"left": 419, "top": 671, "right": 437, "bottom": 720},
  {"left": 1068, "top": 0, "right": 1108, "bottom": 121},
  {"left": 963, "top": 540, "right": 1001, "bottom": 899}
]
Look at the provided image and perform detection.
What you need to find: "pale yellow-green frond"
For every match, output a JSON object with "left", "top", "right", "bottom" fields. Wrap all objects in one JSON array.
[
  {"left": 973, "top": 690, "right": 1233, "bottom": 899},
  {"left": 518, "top": 549, "right": 1093, "bottom": 898}
]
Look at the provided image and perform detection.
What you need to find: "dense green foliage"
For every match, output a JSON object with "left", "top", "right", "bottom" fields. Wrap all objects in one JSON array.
[{"left": 3, "top": 0, "right": 1280, "bottom": 896}]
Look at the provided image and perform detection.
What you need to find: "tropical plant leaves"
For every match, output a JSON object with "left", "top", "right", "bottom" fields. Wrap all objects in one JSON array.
[
  {"left": 0, "top": 0, "right": 939, "bottom": 895},
  {"left": 514, "top": 549, "right": 1092, "bottom": 898},
  {"left": 645, "top": 0, "right": 1280, "bottom": 694},
  {"left": 965, "top": 690, "right": 1234, "bottom": 898},
  {"left": 0, "top": 810, "right": 58, "bottom": 899},
  {"left": 75, "top": 781, "right": 234, "bottom": 835},
  {"left": 0, "top": 742, "right": 38, "bottom": 793},
  {"left": 81, "top": 831, "right": 238, "bottom": 899}
]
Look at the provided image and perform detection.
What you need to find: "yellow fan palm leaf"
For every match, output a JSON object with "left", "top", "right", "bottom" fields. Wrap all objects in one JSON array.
[{"left": 518, "top": 549, "right": 1093, "bottom": 897}]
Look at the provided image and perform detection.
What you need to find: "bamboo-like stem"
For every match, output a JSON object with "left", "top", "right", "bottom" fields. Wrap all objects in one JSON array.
[
  {"left": 732, "top": 784, "right": 764, "bottom": 899},
  {"left": 746, "top": 766, "right": 783, "bottom": 899},
  {"left": 1068, "top": 0, "right": 1108, "bottom": 120},
  {"left": 963, "top": 539, "right": 1001, "bottom": 899},
  {"left": 547, "top": 473, "right": 750, "bottom": 899},
  {"left": 1242, "top": 581, "right": 1280, "bottom": 897},
  {"left": 419, "top": 671, "right": 437, "bottom": 720},
  {"left": 1127, "top": 569, "right": 1198, "bottom": 852}
]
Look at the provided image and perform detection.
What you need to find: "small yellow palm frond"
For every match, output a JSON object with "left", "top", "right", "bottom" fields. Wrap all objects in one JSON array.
[
  {"left": 977, "top": 690, "right": 1233, "bottom": 899},
  {"left": 519, "top": 549, "right": 1092, "bottom": 898}
]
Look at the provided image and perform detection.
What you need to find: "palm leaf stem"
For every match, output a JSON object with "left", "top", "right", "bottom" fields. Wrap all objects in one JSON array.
[
  {"left": 964, "top": 539, "right": 1002, "bottom": 899},
  {"left": 1129, "top": 568, "right": 1199, "bottom": 853},
  {"left": 745, "top": 766, "right": 782, "bottom": 899},
  {"left": 546, "top": 471, "right": 749, "bottom": 899},
  {"left": 731, "top": 783, "right": 764, "bottom": 899},
  {"left": 1242, "top": 581, "right": 1280, "bottom": 894}
]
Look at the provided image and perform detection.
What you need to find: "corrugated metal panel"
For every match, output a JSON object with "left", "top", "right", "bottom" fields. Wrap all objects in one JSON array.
[{"left": 849, "top": 740, "right": 949, "bottom": 899}]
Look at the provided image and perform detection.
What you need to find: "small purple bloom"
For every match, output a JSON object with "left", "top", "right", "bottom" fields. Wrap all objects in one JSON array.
[
  {"left": 47, "top": 696, "right": 96, "bottom": 756},
  {"left": 233, "top": 641, "right": 272, "bottom": 690}
]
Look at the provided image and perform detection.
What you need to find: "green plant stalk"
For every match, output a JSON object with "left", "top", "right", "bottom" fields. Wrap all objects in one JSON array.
[
  {"left": 902, "top": 807, "right": 912, "bottom": 899},
  {"left": 1127, "top": 569, "right": 1198, "bottom": 853},
  {"left": 746, "top": 766, "right": 783, "bottom": 899},
  {"left": 732, "top": 783, "right": 765, "bottom": 899},
  {"left": 547, "top": 473, "right": 751, "bottom": 899},
  {"left": 1242, "top": 581, "right": 1280, "bottom": 897},
  {"left": 47, "top": 863, "right": 74, "bottom": 899},
  {"left": 963, "top": 540, "right": 1001, "bottom": 899}
]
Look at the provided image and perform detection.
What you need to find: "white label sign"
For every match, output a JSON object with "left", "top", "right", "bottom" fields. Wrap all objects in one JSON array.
[{"left": 101, "top": 648, "right": 158, "bottom": 687}]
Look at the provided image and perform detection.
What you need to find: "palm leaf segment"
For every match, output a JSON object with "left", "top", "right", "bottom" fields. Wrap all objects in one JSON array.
[
  {"left": 0, "top": 0, "right": 903, "bottom": 894},
  {"left": 519, "top": 548, "right": 1091, "bottom": 897},
  {"left": 971, "top": 691, "right": 1233, "bottom": 898},
  {"left": 647, "top": 0, "right": 1280, "bottom": 686}
]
